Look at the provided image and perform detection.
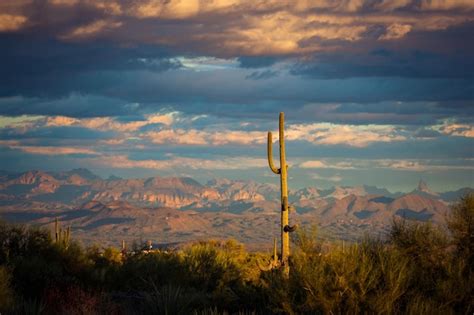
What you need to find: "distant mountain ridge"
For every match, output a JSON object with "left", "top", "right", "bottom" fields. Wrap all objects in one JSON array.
[{"left": 0, "top": 169, "right": 472, "bottom": 248}]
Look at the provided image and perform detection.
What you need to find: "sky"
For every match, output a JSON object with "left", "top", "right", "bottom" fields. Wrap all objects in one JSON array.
[{"left": 0, "top": 0, "right": 473, "bottom": 192}]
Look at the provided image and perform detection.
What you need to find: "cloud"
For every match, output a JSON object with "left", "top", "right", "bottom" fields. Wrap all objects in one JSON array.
[
  {"left": 61, "top": 20, "right": 123, "bottom": 40},
  {"left": 298, "top": 158, "right": 474, "bottom": 172},
  {"left": 379, "top": 23, "right": 412, "bottom": 40},
  {"left": 7, "top": 109, "right": 473, "bottom": 158},
  {"left": 420, "top": 0, "right": 474, "bottom": 10},
  {"left": 311, "top": 173, "right": 343, "bottom": 182},
  {"left": 1, "top": 0, "right": 473, "bottom": 57},
  {"left": 238, "top": 56, "right": 278, "bottom": 68},
  {"left": 299, "top": 160, "right": 328, "bottom": 168},
  {"left": 89, "top": 154, "right": 267, "bottom": 170},
  {"left": 413, "top": 128, "right": 442, "bottom": 139},
  {"left": 0, "top": 115, "right": 44, "bottom": 131},
  {"left": 45, "top": 112, "right": 176, "bottom": 132},
  {"left": 0, "top": 14, "right": 27, "bottom": 32},
  {"left": 299, "top": 160, "right": 356, "bottom": 169},
  {"left": 286, "top": 123, "right": 406, "bottom": 147},
  {"left": 375, "top": 159, "right": 474, "bottom": 171},
  {"left": 0, "top": 140, "right": 98, "bottom": 156},
  {"left": 145, "top": 129, "right": 266, "bottom": 146},
  {"left": 376, "top": 159, "right": 424, "bottom": 171},
  {"left": 440, "top": 123, "right": 474, "bottom": 137}
]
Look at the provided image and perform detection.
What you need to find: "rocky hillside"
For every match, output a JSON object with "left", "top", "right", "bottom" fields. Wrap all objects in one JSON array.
[{"left": 0, "top": 170, "right": 471, "bottom": 248}]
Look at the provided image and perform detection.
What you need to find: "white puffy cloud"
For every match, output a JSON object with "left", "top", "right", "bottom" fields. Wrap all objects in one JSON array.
[{"left": 286, "top": 123, "right": 406, "bottom": 147}]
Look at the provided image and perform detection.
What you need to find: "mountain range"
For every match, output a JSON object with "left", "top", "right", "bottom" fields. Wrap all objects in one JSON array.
[{"left": 0, "top": 169, "right": 471, "bottom": 250}]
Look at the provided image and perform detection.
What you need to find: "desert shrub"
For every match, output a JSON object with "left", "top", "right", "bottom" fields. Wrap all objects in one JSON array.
[
  {"left": 0, "top": 265, "right": 15, "bottom": 312},
  {"left": 140, "top": 283, "right": 199, "bottom": 315},
  {"left": 183, "top": 240, "right": 246, "bottom": 290},
  {"left": 0, "top": 223, "right": 52, "bottom": 265},
  {"left": 1, "top": 194, "right": 474, "bottom": 313},
  {"left": 445, "top": 193, "right": 474, "bottom": 313},
  {"left": 183, "top": 239, "right": 257, "bottom": 311},
  {"left": 193, "top": 308, "right": 258, "bottom": 315},
  {"left": 41, "top": 285, "right": 119, "bottom": 315},
  {"left": 115, "top": 250, "right": 186, "bottom": 291},
  {"left": 85, "top": 245, "right": 125, "bottom": 288},
  {"left": 389, "top": 219, "right": 450, "bottom": 301},
  {"left": 11, "top": 297, "right": 46, "bottom": 315},
  {"left": 447, "top": 193, "right": 474, "bottom": 269},
  {"left": 285, "top": 236, "right": 411, "bottom": 314}
]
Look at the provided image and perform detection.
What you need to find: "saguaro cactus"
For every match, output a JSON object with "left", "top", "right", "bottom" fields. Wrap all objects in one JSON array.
[
  {"left": 121, "top": 239, "right": 127, "bottom": 257},
  {"left": 267, "top": 112, "right": 297, "bottom": 276},
  {"left": 54, "top": 218, "right": 70, "bottom": 248},
  {"left": 55, "top": 217, "right": 59, "bottom": 243},
  {"left": 65, "top": 226, "right": 70, "bottom": 248}
]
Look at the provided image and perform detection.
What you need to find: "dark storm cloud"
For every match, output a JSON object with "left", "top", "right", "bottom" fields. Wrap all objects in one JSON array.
[
  {"left": 0, "top": 33, "right": 181, "bottom": 98},
  {"left": 0, "top": 94, "right": 148, "bottom": 118},
  {"left": 291, "top": 22, "right": 474, "bottom": 79},
  {"left": 0, "top": 0, "right": 471, "bottom": 124}
]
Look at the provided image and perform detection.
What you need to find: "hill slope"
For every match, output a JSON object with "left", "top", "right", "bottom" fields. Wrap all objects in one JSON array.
[{"left": 0, "top": 169, "right": 471, "bottom": 248}]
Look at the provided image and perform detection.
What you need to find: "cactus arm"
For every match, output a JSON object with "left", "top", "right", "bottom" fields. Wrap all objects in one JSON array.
[
  {"left": 273, "top": 237, "right": 278, "bottom": 262},
  {"left": 284, "top": 224, "right": 298, "bottom": 233},
  {"left": 257, "top": 237, "right": 280, "bottom": 272},
  {"left": 65, "top": 226, "right": 70, "bottom": 247},
  {"left": 257, "top": 259, "right": 274, "bottom": 271},
  {"left": 267, "top": 132, "right": 280, "bottom": 174}
]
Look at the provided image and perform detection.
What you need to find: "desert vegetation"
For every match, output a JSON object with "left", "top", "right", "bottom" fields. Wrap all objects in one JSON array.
[{"left": 0, "top": 194, "right": 472, "bottom": 314}]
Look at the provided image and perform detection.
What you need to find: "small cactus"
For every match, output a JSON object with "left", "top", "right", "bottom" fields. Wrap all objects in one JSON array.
[
  {"left": 121, "top": 239, "right": 127, "bottom": 256},
  {"left": 53, "top": 218, "right": 70, "bottom": 248},
  {"left": 55, "top": 217, "right": 59, "bottom": 243},
  {"left": 267, "top": 112, "right": 298, "bottom": 276},
  {"left": 65, "top": 226, "right": 70, "bottom": 248},
  {"left": 257, "top": 238, "right": 280, "bottom": 271}
]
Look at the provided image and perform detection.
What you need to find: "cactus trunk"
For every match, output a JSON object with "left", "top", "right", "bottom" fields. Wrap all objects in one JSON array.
[
  {"left": 267, "top": 112, "right": 297, "bottom": 277},
  {"left": 278, "top": 113, "right": 290, "bottom": 274},
  {"left": 55, "top": 217, "right": 59, "bottom": 243},
  {"left": 65, "top": 226, "right": 70, "bottom": 248}
]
